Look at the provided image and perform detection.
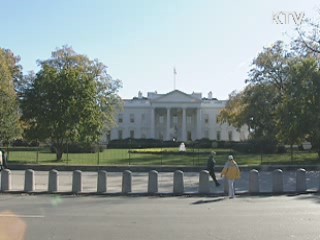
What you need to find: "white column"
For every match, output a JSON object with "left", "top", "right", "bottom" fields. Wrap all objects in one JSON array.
[
  {"left": 182, "top": 108, "right": 187, "bottom": 141},
  {"left": 166, "top": 108, "right": 170, "bottom": 140},
  {"left": 197, "top": 108, "right": 202, "bottom": 140},
  {"left": 150, "top": 107, "right": 155, "bottom": 139}
]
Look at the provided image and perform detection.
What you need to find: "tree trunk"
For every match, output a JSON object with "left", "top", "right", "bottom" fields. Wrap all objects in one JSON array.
[{"left": 55, "top": 146, "right": 64, "bottom": 161}]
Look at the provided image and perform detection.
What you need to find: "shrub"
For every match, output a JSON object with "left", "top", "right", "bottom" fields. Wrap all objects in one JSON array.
[
  {"left": 231, "top": 140, "right": 279, "bottom": 154},
  {"left": 50, "top": 143, "right": 101, "bottom": 153},
  {"left": 11, "top": 139, "right": 39, "bottom": 147}
]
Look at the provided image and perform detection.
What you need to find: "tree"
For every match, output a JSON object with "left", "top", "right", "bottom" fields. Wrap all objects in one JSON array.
[
  {"left": 21, "top": 46, "right": 122, "bottom": 160},
  {"left": 218, "top": 84, "right": 277, "bottom": 143},
  {"left": 219, "top": 41, "right": 298, "bottom": 153},
  {"left": 293, "top": 17, "right": 320, "bottom": 57},
  {"left": 0, "top": 48, "right": 22, "bottom": 144},
  {"left": 246, "top": 41, "right": 293, "bottom": 94},
  {"left": 287, "top": 58, "right": 320, "bottom": 159},
  {"left": 275, "top": 77, "right": 304, "bottom": 160}
]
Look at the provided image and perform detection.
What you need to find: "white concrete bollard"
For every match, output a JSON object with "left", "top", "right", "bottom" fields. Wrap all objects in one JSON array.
[
  {"left": 148, "top": 170, "right": 158, "bottom": 193},
  {"left": 173, "top": 170, "right": 184, "bottom": 194},
  {"left": 296, "top": 168, "right": 306, "bottom": 192},
  {"left": 48, "top": 169, "right": 59, "bottom": 193},
  {"left": 1, "top": 169, "right": 11, "bottom": 192},
  {"left": 24, "top": 169, "right": 35, "bottom": 192},
  {"left": 122, "top": 170, "right": 132, "bottom": 193},
  {"left": 97, "top": 170, "right": 108, "bottom": 193},
  {"left": 72, "top": 170, "right": 82, "bottom": 193},
  {"left": 272, "top": 169, "right": 283, "bottom": 193},
  {"left": 249, "top": 169, "right": 260, "bottom": 193},
  {"left": 198, "top": 170, "right": 210, "bottom": 194}
]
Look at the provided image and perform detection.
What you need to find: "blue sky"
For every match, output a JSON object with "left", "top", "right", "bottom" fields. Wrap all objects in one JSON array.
[{"left": 1, "top": 0, "right": 319, "bottom": 100}]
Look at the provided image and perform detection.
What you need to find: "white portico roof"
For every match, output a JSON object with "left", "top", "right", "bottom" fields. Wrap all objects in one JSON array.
[{"left": 150, "top": 90, "right": 202, "bottom": 104}]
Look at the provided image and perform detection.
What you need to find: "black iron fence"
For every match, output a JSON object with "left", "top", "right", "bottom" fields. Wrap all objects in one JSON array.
[{"left": 1, "top": 140, "right": 318, "bottom": 166}]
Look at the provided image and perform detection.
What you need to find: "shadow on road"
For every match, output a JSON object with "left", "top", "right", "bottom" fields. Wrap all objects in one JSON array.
[
  {"left": 291, "top": 192, "right": 320, "bottom": 204},
  {"left": 191, "top": 197, "right": 225, "bottom": 204}
]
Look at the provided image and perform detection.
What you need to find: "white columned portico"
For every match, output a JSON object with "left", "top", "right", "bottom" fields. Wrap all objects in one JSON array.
[
  {"left": 182, "top": 108, "right": 187, "bottom": 141},
  {"left": 166, "top": 108, "right": 170, "bottom": 140},
  {"left": 197, "top": 108, "right": 202, "bottom": 139},
  {"left": 150, "top": 107, "right": 155, "bottom": 139}
]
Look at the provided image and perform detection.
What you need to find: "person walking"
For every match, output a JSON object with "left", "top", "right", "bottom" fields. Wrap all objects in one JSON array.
[
  {"left": 206, "top": 151, "right": 220, "bottom": 187},
  {"left": 221, "top": 155, "right": 241, "bottom": 198}
]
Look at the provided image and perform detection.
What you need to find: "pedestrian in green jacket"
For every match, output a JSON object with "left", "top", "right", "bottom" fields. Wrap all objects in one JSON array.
[{"left": 206, "top": 151, "right": 220, "bottom": 187}]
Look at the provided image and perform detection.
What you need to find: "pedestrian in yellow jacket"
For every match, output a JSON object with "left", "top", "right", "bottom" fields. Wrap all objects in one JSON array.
[{"left": 221, "top": 155, "right": 241, "bottom": 198}]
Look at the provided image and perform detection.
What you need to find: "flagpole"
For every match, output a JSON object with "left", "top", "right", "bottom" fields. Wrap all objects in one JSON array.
[{"left": 173, "top": 67, "right": 176, "bottom": 90}]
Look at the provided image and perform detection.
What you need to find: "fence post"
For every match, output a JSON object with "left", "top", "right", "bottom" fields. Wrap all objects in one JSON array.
[
  {"left": 97, "top": 144, "right": 100, "bottom": 166},
  {"left": 296, "top": 168, "right": 306, "bottom": 193},
  {"left": 199, "top": 170, "right": 210, "bottom": 194},
  {"left": 122, "top": 170, "right": 132, "bottom": 193},
  {"left": 48, "top": 169, "right": 59, "bottom": 193},
  {"left": 66, "top": 142, "right": 69, "bottom": 165},
  {"left": 36, "top": 147, "right": 39, "bottom": 164},
  {"left": 173, "top": 170, "right": 184, "bottom": 194},
  {"left": 249, "top": 169, "right": 260, "bottom": 194},
  {"left": 1, "top": 169, "right": 11, "bottom": 192},
  {"left": 148, "top": 170, "right": 158, "bottom": 193},
  {"left": 97, "top": 170, "right": 108, "bottom": 193},
  {"left": 72, "top": 170, "right": 82, "bottom": 193},
  {"left": 24, "top": 169, "right": 35, "bottom": 192},
  {"left": 272, "top": 169, "right": 283, "bottom": 193}
]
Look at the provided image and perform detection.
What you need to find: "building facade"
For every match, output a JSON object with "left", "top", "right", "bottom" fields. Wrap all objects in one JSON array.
[{"left": 108, "top": 90, "right": 249, "bottom": 142}]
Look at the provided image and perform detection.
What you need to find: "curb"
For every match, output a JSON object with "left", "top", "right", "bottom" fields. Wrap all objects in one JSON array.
[{"left": 6, "top": 164, "right": 320, "bottom": 172}]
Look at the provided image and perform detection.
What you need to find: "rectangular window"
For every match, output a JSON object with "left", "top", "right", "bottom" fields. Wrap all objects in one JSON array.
[
  {"left": 130, "top": 130, "right": 134, "bottom": 139},
  {"left": 204, "top": 114, "right": 209, "bottom": 124},
  {"left": 187, "top": 131, "right": 192, "bottom": 141},
  {"left": 159, "top": 116, "right": 164, "bottom": 124},
  {"left": 118, "top": 130, "right": 123, "bottom": 140},
  {"left": 106, "top": 132, "right": 110, "bottom": 143},
  {"left": 118, "top": 115, "right": 123, "bottom": 123},
  {"left": 159, "top": 132, "right": 163, "bottom": 140},
  {"left": 141, "top": 113, "right": 145, "bottom": 122},
  {"left": 228, "top": 131, "right": 233, "bottom": 141},
  {"left": 130, "top": 114, "right": 135, "bottom": 123},
  {"left": 204, "top": 130, "right": 209, "bottom": 139},
  {"left": 187, "top": 116, "right": 192, "bottom": 125},
  {"left": 173, "top": 116, "right": 178, "bottom": 124},
  {"left": 216, "top": 131, "right": 221, "bottom": 141}
]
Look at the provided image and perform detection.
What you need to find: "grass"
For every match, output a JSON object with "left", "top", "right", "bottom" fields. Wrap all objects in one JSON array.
[{"left": 5, "top": 147, "right": 320, "bottom": 166}]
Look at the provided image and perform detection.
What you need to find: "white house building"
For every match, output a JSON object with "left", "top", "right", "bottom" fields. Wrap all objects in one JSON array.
[{"left": 108, "top": 90, "right": 249, "bottom": 142}]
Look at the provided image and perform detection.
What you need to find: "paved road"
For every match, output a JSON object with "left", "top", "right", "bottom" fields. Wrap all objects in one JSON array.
[
  {"left": 1, "top": 170, "right": 320, "bottom": 194},
  {"left": 0, "top": 194, "right": 320, "bottom": 240}
]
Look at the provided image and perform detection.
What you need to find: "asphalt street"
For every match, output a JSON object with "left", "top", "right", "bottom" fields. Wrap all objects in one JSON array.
[{"left": 0, "top": 194, "right": 320, "bottom": 240}]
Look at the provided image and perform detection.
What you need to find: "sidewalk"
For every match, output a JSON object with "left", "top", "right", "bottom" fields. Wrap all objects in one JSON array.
[
  {"left": 1, "top": 169, "right": 319, "bottom": 194},
  {"left": 6, "top": 163, "right": 320, "bottom": 172}
]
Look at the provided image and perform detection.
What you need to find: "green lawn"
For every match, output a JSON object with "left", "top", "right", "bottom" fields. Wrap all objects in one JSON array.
[{"left": 5, "top": 147, "right": 320, "bottom": 166}]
